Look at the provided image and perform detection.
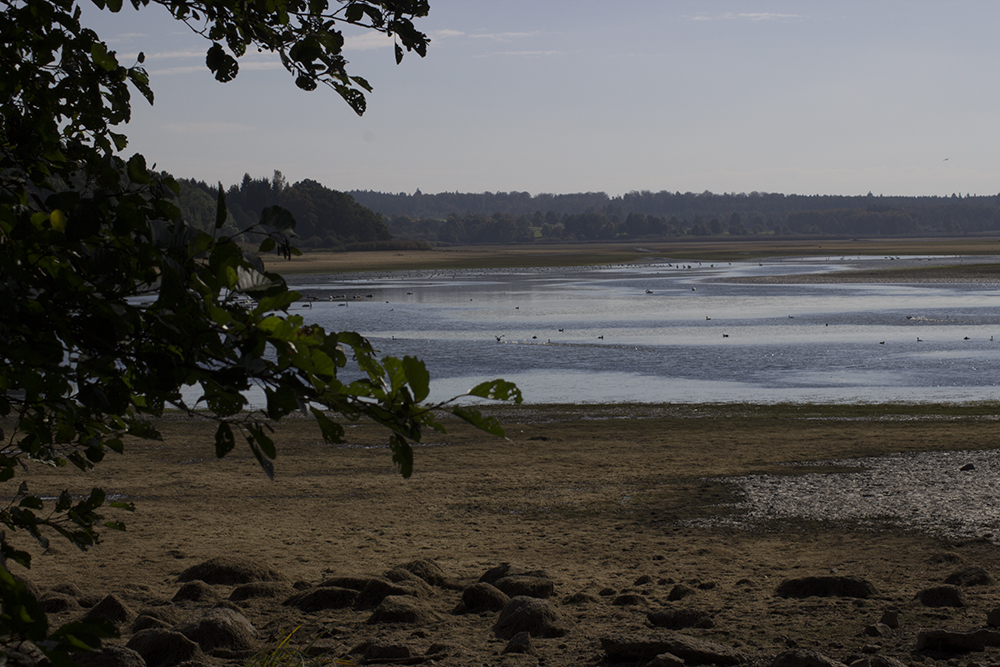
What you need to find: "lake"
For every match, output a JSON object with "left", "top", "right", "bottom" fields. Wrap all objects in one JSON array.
[{"left": 285, "top": 255, "right": 1000, "bottom": 405}]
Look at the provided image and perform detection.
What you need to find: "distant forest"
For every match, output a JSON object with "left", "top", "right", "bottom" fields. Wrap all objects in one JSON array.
[{"left": 174, "top": 173, "right": 1000, "bottom": 249}]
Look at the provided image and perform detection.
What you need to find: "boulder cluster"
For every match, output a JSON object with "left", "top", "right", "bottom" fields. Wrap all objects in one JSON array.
[{"left": 12, "top": 559, "right": 1000, "bottom": 667}]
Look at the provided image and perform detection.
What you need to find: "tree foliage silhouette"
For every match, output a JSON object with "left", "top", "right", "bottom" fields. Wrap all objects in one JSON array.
[{"left": 0, "top": 0, "right": 520, "bottom": 661}]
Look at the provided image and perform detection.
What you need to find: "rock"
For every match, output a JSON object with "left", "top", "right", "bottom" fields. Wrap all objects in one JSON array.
[
  {"left": 502, "top": 631, "right": 538, "bottom": 656},
  {"left": 84, "top": 594, "right": 136, "bottom": 627},
  {"left": 132, "top": 614, "right": 173, "bottom": 632},
  {"left": 315, "top": 575, "right": 375, "bottom": 591},
  {"left": 126, "top": 629, "right": 204, "bottom": 667},
  {"left": 361, "top": 642, "right": 411, "bottom": 662},
  {"left": 865, "top": 623, "right": 890, "bottom": 637},
  {"left": 367, "top": 595, "right": 442, "bottom": 624},
  {"left": 453, "top": 582, "right": 510, "bottom": 614},
  {"left": 601, "top": 631, "right": 752, "bottom": 665},
  {"left": 987, "top": 607, "right": 1000, "bottom": 627},
  {"left": 354, "top": 578, "right": 431, "bottom": 609},
  {"left": 960, "top": 463, "right": 976, "bottom": 471},
  {"left": 480, "top": 563, "right": 548, "bottom": 585},
  {"left": 647, "top": 608, "right": 715, "bottom": 629},
  {"left": 395, "top": 559, "right": 453, "bottom": 588},
  {"left": 70, "top": 646, "right": 146, "bottom": 667},
  {"left": 915, "top": 585, "right": 966, "bottom": 607},
  {"left": 771, "top": 649, "right": 847, "bottom": 667},
  {"left": 915, "top": 629, "right": 1000, "bottom": 653},
  {"left": 50, "top": 582, "right": 85, "bottom": 598},
  {"left": 172, "top": 581, "right": 219, "bottom": 603},
  {"left": 177, "top": 557, "right": 285, "bottom": 585},
  {"left": 563, "top": 591, "right": 600, "bottom": 605},
  {"left": 879, "top": 609, "right": 899, "bottom": 629},
  {"left": 283, "top": 586, "right": 357, "bottom": 612},
  {"left": 634, "top": 574, "right": 655, "bottom": 586},
  {"left": 863, "top": 624, "right": 890, "bottom": 637},
  {"left": 131, "top": 606, "right": 183, "bottom": 633},
  {"left": 494, "top": 596, "right": 569, "bottom": 639},
  {"left": 493, "top": 575, "right": 554, "bottom": 599},
  {"left": 39, "top": 592, "right": 80, "bottom": 614},
  {"left": 228, "top": 581, "right": 295, "bottom": 601},
  {"left": 775, "top": 576, "right": 878, "bottom": 599},
  {"left": 176, "top": 607, "right": 257, "bottom": 652},
  {"left": 667, "top": 583, "right": 697, "bottom": 601},
  {"left": 944, "top": 566, "right": 994, "bottom": 587},
  {"left": 850, "top": 657, "right": 909, "bottom": 667},
  {"left": 612, "top": 593, "right": 648, "bottom": 606},
  {"left": 497, "top": 655, "right": 539, "bottom": 667},
  {"left": 647, "top": 653, "right": 686, "bottom": 667}
]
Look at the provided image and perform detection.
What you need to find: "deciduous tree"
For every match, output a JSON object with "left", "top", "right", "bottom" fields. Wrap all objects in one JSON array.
[{"left": 0, "top": 0, "right": 520, "bottom": 662}]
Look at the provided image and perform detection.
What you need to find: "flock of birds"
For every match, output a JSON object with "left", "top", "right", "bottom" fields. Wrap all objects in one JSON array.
[{"left": 293, "top": 283, "right": 996, "bottom": 348}]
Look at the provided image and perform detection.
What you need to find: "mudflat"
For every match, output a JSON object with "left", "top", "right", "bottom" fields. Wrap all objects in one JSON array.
[
  {"left": 18, "top": 404, "right": 1000, "bottom": 666},
  {"left": 263, "top": 237, "right": 1000, "bottom": 274}
]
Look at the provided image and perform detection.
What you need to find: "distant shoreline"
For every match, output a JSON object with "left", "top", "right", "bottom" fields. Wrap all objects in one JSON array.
[
  {"left": 266, "top": 237, "right": 1000, "bottom": 274},
  {"left": 717, "top": 263, "right": 1000, "bottom": 284}
]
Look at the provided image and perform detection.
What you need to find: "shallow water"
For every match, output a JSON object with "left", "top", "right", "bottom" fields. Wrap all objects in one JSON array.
[{"left": 287, "top": 255, "right": 1000, "bottom": 405}]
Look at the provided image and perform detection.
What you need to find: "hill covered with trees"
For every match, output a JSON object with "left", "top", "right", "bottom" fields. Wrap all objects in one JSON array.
[
  {"left": 350, "top": 188, "right": 1000, "bottom": 244},
  {"left": 176, "top": 172, "right": 409, "bottom": 250},
  {"left": 174, "top": 175, "right": 1000, "bottom": 249}
]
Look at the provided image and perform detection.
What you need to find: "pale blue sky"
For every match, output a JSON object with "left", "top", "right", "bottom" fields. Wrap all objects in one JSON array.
[{"left": 84, "top": 1, "right": 1000, "bottom": 197}]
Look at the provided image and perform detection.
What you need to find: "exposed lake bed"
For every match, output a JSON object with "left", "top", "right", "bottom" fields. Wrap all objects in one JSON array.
[{"left": 22, "top": 406, "right": 1000, "bottom": 666}]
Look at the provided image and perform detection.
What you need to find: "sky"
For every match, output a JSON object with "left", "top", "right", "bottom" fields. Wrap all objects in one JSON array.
[{"left": 82, "top": 1, "right": 1000, "bottom": 198}]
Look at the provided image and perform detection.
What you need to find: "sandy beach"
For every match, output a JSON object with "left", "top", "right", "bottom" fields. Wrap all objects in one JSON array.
[{"left": 14, "top": 404, "right": 1000, "bottom": 666}]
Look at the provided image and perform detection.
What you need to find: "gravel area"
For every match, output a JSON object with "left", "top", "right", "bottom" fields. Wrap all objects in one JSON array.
[{"left": 695, "top": 448, "right": 1000, "bottom": 542}]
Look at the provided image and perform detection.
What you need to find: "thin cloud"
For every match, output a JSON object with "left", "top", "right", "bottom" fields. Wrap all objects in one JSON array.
[
  {"left": 163, "top": 122, "right": 254, "bottom": 133},
  {"left": 343, "top": 32, "right": 394, "bottom": 51},
  {"left": 488, "top": 50, "right": 561, "bottom": 58},
  {"left": 688, "top": 12, "right": 803, "bottom": 21},
  {"left": 431, "top": 29, "right": 464, "bottom": 39},
  {"left": 468, "top": 30, "right": 540, "bottom": 42},
  {"left": 149, "top": 58, "right": 281, "bottom": 76}
]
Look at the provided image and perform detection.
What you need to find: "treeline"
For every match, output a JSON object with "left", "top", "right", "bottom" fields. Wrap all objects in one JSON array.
[
  {"left": 177, "top": 172, "right": 394, "bottom": 249},
  {"left": 173, "top": 174, "right": 1000, "bottom": 248},
  {"left": 351, "top": 188, "right": 1000, "bottom": 242}
]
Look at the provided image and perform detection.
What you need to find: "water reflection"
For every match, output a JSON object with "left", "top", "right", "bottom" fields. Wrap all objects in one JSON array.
[{"left": 285, "top": 256, "right": 1000, "bottom": 404}]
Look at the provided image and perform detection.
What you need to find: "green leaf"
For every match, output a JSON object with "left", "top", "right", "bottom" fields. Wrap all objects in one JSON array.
[
  {"left": 90, "top": 41, "right": 118, "bottom": 71},
  {"left": 206, "top": 43, "right": 239, "bottom": 82},
  {"left": 214, "top": 422, "right": 235, "bottom": 458},
  {"left": 402, "top": 355, "right": 429, "bottom": 402},
  {"left": 451, "top": 406, "right": 506, "bottom": 437},
  {"left": 311, "top": 407, "right": 345, "bottom": 444},
  {"left": 467, "top": 379, "right": 524, "bottom": 404},
  {"left": 389, "top": 433, "right": 413, "bottom": 478}
]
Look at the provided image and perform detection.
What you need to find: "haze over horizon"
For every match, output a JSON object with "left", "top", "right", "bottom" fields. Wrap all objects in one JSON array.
[{"left": 82, "top": 1, "right": 1000, "bottom": 199}]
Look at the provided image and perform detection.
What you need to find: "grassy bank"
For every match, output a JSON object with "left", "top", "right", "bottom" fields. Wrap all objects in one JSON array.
[{"left": 262, "top": 237, "right": 1000, "bottom": 274}]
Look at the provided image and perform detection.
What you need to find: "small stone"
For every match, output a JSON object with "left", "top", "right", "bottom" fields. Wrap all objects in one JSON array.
[
  {"left": 916, "top": 585, "right": 966, "bottom": 608},
  {"left": 944, "top": 566, "right": 994, "bottom": 587},
  {"left": 502, "top": 631, "right": 537, "bottom": 656},
  {"left": 879, "top": 609, "right": 899, "bottom": 629},
  {"left": 667, "top": 583, "right": 697, "bottom": 601},
  {"left": 863, "top": 624, "right": 889, "bottom": 637},
  {"left": 647, "top": 652, "right": 686, "bottom": 667}
]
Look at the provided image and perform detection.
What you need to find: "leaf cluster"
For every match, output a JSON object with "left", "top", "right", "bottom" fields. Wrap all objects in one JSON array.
[{"left": 0, "top": 0, "right": 518, "bottom": 662}]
